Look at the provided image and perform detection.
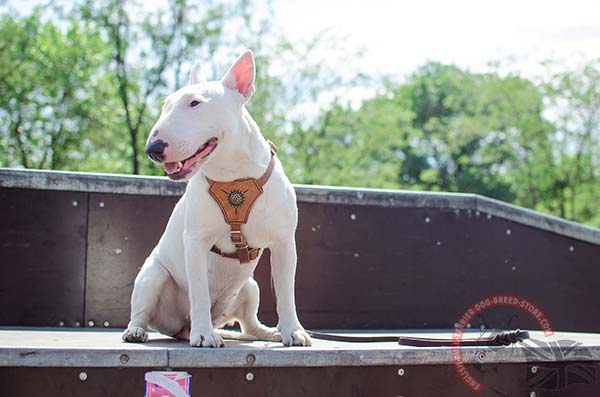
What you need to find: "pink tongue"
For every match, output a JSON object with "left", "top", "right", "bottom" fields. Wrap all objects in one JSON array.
[
  {"left": 198, "top": 140, "right": 216, "bottom": 158},
  {"left": 164, "top": 162, "right": 178, "bottom": 174}
]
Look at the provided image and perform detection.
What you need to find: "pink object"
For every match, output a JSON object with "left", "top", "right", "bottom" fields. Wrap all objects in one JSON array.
[{"left": 145, "top": 371, "right": 191, "bottom": 397}]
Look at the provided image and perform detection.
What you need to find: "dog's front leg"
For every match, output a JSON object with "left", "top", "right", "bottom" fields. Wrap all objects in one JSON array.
[
  {"left": 270, "top": 238, "right": 312, "bottom": 346},
  {"left": 183, "top": 232, "right": 224, "bottom": 348},
  {"left": 122, "top": 255, "right": 170, "bottom": 343}
]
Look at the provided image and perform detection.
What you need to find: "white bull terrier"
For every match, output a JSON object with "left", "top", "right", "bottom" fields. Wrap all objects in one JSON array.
[{"left": 122, "top": 50, "right": 311, "bottom": 347}]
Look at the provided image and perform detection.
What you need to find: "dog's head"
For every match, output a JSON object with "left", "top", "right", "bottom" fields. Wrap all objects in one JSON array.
[{"left": 145, "top": 50, "right": 256, "bottom": 181}]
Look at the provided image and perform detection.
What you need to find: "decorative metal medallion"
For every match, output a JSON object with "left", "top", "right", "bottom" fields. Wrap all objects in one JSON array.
[{"left": 223, "top": 189, "right": 248, "bottom": 213}]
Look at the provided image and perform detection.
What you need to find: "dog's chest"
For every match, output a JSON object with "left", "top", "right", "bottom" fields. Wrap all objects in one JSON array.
[{"left": 189, "top": 170, "right": 296, "bottom": 251}]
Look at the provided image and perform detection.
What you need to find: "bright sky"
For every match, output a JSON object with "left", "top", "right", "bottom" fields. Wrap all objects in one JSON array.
[
  {"left": 9, "top": 0, "right": 600, "bottom": 80},
  {"left": 273, "top": 0, "right": 600, "bottom": 77}
]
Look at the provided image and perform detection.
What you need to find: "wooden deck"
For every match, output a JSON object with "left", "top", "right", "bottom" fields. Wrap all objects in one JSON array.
[
  {"left": 2, "top": 170, "right": 600, "bottom": 396},
  {"left": 2, "top": 327, "right": 600, "bottom": 368},
  {"left": 2, "top": 327, "right": 600, "bottom": 396}
]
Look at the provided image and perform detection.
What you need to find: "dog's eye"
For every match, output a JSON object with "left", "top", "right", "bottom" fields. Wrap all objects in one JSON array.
[{"left": 190, "top": 100, "right": 201, "bottom": 107}]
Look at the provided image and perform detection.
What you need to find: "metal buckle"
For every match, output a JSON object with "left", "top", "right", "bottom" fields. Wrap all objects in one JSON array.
[
  {"left": 235, "top": 242, "right": 248, "bottom": 250},
  {"left": 230, "top": 230, "right": 247, "bottom": 249}
]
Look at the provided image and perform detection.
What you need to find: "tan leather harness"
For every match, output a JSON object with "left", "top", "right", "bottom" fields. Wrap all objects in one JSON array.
[{"left": 207, "top": 141, "right": 278, "bottom": 263}]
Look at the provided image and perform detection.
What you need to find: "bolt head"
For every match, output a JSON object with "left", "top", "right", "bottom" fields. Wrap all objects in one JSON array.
[
  {"left": 397, "top": 368, "right": 405, "bottom": 376},
  {"left": 79, "top": 372, "right": 87, "bottom": 381},
  {"left": 245, "top": 372, "right": 254, "bottom": 381}
]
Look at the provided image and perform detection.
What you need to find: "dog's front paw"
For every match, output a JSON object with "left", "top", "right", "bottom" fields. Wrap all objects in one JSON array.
[
  {"left": 122, "top": 326, "right": 148, "bottom": 343},
  {"left": 280, "top": 328, "right": 312, "bottom": 347},
  {"left": 189, "top": 329, "right": 225, "bottom": 348}
]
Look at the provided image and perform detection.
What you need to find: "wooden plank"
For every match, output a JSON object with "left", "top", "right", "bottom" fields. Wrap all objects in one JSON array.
[
  {"left": 84, "top": 193, "right": 179, "bottom": 328},
  {"left": 2, "top": 173, "right": 599, "bottom": 332},
  {"left": 2, "top": 168, "right": 599, "bottom": 245},
  {"left": 0, "top": 188, "right": 87, "bottom": 326},
  {"left": 2, "top": 328, "right": 600, "bottom": 368},
  {"left": 260, "top": 202, "right": 600, "bottom": 332},
  {"left": 2, "top": 363, "right": 598, "bottom": 397},
  {"left": 0, "top": 365, "right": 535, "bottom": 397}
]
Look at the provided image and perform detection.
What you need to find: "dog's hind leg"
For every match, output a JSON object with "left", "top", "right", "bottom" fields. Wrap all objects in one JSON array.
[
  {"left": 226, "top": 277, "right": 281, "bottom": 342},
  {"left": 122, "top": 256, "right": 171, "bottom": 343},
  {"left": 148, "top": 276, "right": 190, "bottom": 339}
]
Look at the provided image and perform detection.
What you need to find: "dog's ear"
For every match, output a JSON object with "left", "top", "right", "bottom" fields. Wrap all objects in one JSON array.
[
  {"left": 189, "top": 61, "right": 206, "bottom": 85},
  {"left": 222, "top": 50, "right": 255, "bottom": 101}
]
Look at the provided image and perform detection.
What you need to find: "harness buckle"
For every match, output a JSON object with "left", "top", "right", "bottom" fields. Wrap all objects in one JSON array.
[{"left": 230, "top": 230, "right": 248, "bottom": 249}]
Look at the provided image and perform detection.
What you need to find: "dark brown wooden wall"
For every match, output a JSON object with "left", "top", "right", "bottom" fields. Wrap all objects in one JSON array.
[{"left": 1, "top": 187, "right": 599, "bottom": 332}]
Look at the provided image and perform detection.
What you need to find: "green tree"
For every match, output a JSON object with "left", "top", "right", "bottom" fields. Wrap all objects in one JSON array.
[
  {"left": 0, "top": 11, "right": 113, "bottom": 169},
  {"left": 293, "top": 62, "right": 551, "bottom": 202},
  {"left": 537, "top": 59, "right": 600, "bottom": 223},
  {"left": 79, "top": 0, "right": 228, "bottom": 174},
  {"left": 284, "top": 94, "right": 414, "bottom": 188},
  {"left": 398, "top": 63, "right": 550, "bottom": 201}
]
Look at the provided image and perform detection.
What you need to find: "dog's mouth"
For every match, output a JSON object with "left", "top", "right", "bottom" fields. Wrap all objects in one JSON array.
[{"left": 164, "top": 137, "right": 218, "bottom": 180}]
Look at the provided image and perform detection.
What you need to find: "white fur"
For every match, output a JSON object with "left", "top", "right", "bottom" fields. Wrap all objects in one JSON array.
[{"left": 122, "top": 51, "right": 311, "bottom": 347}]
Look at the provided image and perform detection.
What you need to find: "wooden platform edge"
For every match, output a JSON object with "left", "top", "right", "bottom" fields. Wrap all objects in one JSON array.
[{"left": 1, "top": 168, "right": 599, "bottom": 245}]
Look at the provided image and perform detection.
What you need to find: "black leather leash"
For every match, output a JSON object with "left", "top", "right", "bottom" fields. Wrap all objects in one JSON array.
[{"left": 307, "top": 329, "right": 529, "bottom": 347}]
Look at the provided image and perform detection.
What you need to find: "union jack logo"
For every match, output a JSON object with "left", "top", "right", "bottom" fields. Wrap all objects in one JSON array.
[{"left": 519, "top": 339, "right": 597, "bottom": 390}]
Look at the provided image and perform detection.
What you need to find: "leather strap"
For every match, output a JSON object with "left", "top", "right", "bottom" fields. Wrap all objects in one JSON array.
[
  {"left": 210, "top": 245, "right": 261, "bottom": 261},
  {"left": 206, "top": 141, "right": 277, "bottom": 186},
  {"left": 397, "top": 329, "right": 530, "bottom": 347},
  {"left": 207, "top": 140, "right": 278, "bottom": 263},
  {"left": 257, "top": 141, "right": 277, "bottom": 186},
  {"left": 307, "top": 329, "right": 529, "bottom": 346}
]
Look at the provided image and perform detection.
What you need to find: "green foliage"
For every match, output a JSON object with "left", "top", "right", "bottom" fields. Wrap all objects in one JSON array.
[
  {"left": 0, "top": 3, "right": 598, "bottom": 228},
  {"left": 286, "top": 61, "right": 599, "bottom": 227},
  {"left": 0, "top": 10, "right": 116, "bottom": 170},
  {"left": 79, "top": 0, "right": 229, "bottom": 175},
  {"left": 536, "top": 60, "right": 600, "bottom": 222}
]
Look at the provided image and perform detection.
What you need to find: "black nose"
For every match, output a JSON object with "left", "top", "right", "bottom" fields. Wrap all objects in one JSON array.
[{"left": 145, "top": 139, "right": 168, "bottom": 162}]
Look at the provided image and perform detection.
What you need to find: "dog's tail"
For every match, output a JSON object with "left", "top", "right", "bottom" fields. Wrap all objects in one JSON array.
[
  {"left": 215, "top": 328, "right": 261, "bottom": 341},
  {"left": 215, "top": 327, "right": 282, "bottom": 342}
]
